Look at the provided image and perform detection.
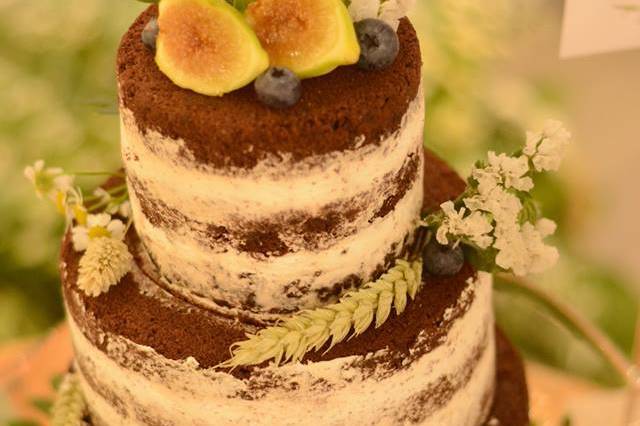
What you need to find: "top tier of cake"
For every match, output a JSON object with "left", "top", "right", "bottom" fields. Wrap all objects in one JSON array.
[{"left": 117, "top": 6, "right": 424, "bottom": 315}]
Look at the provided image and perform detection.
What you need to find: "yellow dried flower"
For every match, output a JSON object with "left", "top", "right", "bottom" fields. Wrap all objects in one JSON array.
[{"left": 77, "top": 237, "right": 133, "bottom": 297}]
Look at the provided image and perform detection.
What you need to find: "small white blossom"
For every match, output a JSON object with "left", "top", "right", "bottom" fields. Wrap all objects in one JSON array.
[
  {"left": 77, "top": 237, "right": 133, "bottom": 297},
  {"left": 471, "top": 167, "right": 501, "bottom": 196},
  {"left": 348, "top": 0, "right": 380, "bottom": 22},
  {"left": 94, "top": 187, "right": 124, "bottom": 215},
  {"left": 71, "top": 213, "right": 126, "bottom": 252},
  {"left": 535, "top": 217, "right": 557, "bottom": 237},
  {"left": 379, "top": 0, "right": 416, "bottom": 30},
  {"left": 494, "top": 219, "right": 558, "bottom": 276},
  {"left": 486, "top": 152, "right": 534, "bottom": 192},
  {"left": 532, "top": 138, "right": 568, "bottom": 172},
  {"left": 118, "top": 201, "right": 132, "bottom": 218},
  {"left": 462, "top": 211, "right": 494, "bottom": 249},
  {"left": 436, "top": 201, "right": 493, "bottom": 249},
  {"left": 436, "top": 201, "right": 465, "bottom": 246},
  {"left": 24, "top": 160, "right": 74, "bottom": 201},
  {"left": 348, "top": 0, "right": 415, "bottom": 29},
  {"left": 493, "top": 222, "right": 528, "bottom": 276},
  {"left": 464, "top": 185, "right": 522, "bottom": 224},
  {"left": 93, "top": 187, "right": 112, "bottom": 204},
  {"left": 521, "top": 219, "right": 559, "bottom": 274},
  {"left": 524, "top": 120, "right": 571, "bottom": 172}
]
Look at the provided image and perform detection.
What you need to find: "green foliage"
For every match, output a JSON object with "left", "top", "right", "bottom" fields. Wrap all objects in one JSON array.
[
  {"left": 0, "top": 0, "right": 142, "bottom": 342},
  {"left": 463, "top": 245, "right": 499, "bottom": 274},
  {"left": 31, "top": 398, "right": 53, "bottom": 415},
  {"left": 6, "top": 420, "right": 40, "bottom": 426},
  {"left": 229, "top": 0, "right": 255, "bottom": 11},
  {"left": 495, "top": 254, "right": 638, "bottom": 387},
  {"left": 0, "top": 259, "right": 64, "bottom": 342}
]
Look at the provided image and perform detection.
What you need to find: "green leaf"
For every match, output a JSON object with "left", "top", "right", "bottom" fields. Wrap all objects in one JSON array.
[
  {"left": 529, "top": 173, "right": 571, "bottom": 238},
  {"left": 463, "top": 245, "right": 499, "bottom": 273},
  {"left": 518, "top": 193, "right": 539, "bottom": 225},
  {"left": 227, "top": 0, "right": 255, "bottom": 11},
  {"left": 31, "top": 397, "right": 53, "bottom": 415},
  {"left": 494, "top": 256, "right": 638, "bottom": 388},
  {"left": 494, "top": 278, "right": 626, "bottom": 387},
  {"left": 558, "top": 260, "right": 638, "bottom": 356},
  {"left": 83, "top": 98, "right": 118, "bottom": 115},
  {"left": 7, "top": 420, "right": 40, "bottom": 426},
  {"left": 51, "top": 373, "right": 64, "bottom": 391},
  {"left": 561, "top": 416, "right": 573, "bottom": 426}
]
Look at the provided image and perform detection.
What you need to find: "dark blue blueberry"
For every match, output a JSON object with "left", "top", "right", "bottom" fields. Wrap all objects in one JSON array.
[
  {"left": 355, "top": 19, "right": 400, "bottom": 71},
  {"left": 422, "top": 239, "right": 465, "bottom": 277},
  {"left": 142, "top": 18, "right": 159, "bottom": 50},
  {"left": 254, "top": 67, "right": 302, "bottom": 109}
]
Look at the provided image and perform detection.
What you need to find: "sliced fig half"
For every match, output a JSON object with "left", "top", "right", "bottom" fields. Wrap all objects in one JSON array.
[
  {"left": 246, "top": 0, "right": 361, "bottom": 79},
  {"left": 156, "top": 0, "right": 269, "bottom": 96}
]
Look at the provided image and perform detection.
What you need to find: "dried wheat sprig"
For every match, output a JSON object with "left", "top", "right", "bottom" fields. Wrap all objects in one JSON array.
[
  {"left": 219, "top": 259, "right": 423, "bottom": 368},
  {"left": 51, "top": 372, "right": 87, "bottom": 426}
]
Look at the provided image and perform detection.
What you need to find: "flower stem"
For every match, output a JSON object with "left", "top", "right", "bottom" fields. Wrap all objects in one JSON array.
[
  {"left": 495, "top": 273, "right": 639, "bottom": 389},
  {"left": 83, "top": 184, "right": 128, "bottom": 203},
  {"left": 87, "top": 192, "right": 129, "bottom": 213},
  {"left": 623, "top": 315, "right": 640, "bottom": 423},
  {"left": 72, "top": 171, "right": 125, "bottom": 177}
]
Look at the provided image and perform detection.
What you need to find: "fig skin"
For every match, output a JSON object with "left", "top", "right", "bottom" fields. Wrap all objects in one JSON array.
[
  {"left": 155, "top": 0, "right": 269, "bottom": 97},
  {"left": 246, "top": 0, "right": 361, "bottom": 79}
]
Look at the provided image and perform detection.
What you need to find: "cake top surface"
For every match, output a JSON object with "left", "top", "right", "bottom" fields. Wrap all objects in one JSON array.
[{"left": 117, "top": 5, "right": 422, "bottom": 169}]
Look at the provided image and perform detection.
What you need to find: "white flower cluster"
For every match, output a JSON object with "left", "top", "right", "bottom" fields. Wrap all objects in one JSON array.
[
  {"left": 25, "top": 160, "right": 133, "bottom": 297},
  {"left": 434, "top": 120, "right": 570, "bottom": 276},
  {"left": 348, "top": 0, "right": 416, "bottom": 30}
]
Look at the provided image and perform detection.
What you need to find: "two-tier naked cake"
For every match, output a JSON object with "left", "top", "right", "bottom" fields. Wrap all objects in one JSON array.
[{"left": 58, "top": 1, "right": 529, "bottom": 425}]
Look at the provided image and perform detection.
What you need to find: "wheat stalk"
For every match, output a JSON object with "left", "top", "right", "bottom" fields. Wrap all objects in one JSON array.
[
  {"left": 51, "top": 373, "right": 87, "bottom": 426},
  {"left": 220, "top": 259, "right": 423, "bottom": 368}
]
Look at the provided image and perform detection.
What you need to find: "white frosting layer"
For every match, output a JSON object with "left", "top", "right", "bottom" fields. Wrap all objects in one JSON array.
[
  {"left": 68, "top": 273, "right": 495, "bottom": 426},
  {"left": 120, "top": 92, "right": 426, "bottom": 312}
]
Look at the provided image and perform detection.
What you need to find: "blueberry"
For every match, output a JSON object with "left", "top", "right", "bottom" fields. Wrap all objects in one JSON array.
[
  {"left": 142, "top": 18, "right": 159, "bottom": 50},
  {"left": 355, "top": 19, "right": 400, "bottom": 71},
  {"left": 254, "top": 67, "right": 302, "bottom": 109},
  {"left": 422, "top": 239, "right": 465, "bottom": 277}
]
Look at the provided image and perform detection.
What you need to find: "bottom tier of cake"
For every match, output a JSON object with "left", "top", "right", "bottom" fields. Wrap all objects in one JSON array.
[
  {"left": 60, "top": 151, "right": 529, "bottom": 425},
  {"left": 76, "top": 331, "right": 527, "bottom": 426}
]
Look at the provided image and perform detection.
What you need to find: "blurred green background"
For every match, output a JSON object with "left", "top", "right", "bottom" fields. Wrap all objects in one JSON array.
[{"left": 0, "top": 0, "right": 638, "bottom": 388}]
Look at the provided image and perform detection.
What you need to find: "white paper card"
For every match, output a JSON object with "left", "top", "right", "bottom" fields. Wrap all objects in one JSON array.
[{"left": 561, "top": 0, "right": 640, "bottom": 58}]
